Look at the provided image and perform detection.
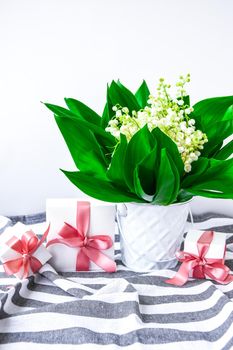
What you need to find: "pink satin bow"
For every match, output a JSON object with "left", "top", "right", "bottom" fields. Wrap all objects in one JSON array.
[
  {"left": 166, "top": 230, "right": 233, "bottom": 286},
  {"left": 3, "top": 225, "right": 50, "bottom": 279},
  {"left": 46, "top": 201, "right": 116, "bottom": 272}
]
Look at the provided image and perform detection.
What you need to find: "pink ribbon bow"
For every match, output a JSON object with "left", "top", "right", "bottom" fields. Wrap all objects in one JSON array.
[
  {"left": 46, "top": 201, "right": 116, "bottom": 272},
  {"left": 3, "top": 225, "right": 50, "bottom": 279},
  {"left": 166, "top": 230, "right": 233, "bottom": 286}
]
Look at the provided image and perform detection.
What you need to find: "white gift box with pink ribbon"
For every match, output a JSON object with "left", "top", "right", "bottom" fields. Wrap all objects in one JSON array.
[
  {"left": 184, "top": 229, "right": 226, "bottom": 279},
  {"left": 46, "top": 199, "right": 116, "bottom": 272},
  {"left": 0, "top": 223, "right": 52, "bottom": 279},
  {"left": 184, "top": 229, "right": 226, "bottom": 260},
  {"left": 166, "top": 229, "right": 233, "bottom": 286}
]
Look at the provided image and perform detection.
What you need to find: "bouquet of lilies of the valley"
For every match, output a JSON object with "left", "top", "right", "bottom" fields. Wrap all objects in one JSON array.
[{"left": 45, "top": 75, "right": 233, "bottom": 205}]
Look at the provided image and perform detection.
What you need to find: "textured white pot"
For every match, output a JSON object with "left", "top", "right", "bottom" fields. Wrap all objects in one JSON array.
[{"left": 117, "top": 201, "right": 191, "bottom": 271}]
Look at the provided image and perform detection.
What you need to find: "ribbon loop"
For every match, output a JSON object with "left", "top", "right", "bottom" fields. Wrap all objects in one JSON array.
[
  {"left": 166, "top": 230, "right": 233, "bottom": 286},
  {"left": 46, "top": 201, "right": 116, "bottom": 272}
]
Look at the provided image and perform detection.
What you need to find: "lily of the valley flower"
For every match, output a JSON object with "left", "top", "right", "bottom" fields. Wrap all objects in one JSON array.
[{"left": 105, "top": 74, "right": 208, "bottom": 173}]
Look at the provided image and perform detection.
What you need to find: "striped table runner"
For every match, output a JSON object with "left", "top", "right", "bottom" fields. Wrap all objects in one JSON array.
[{"left": 1, "top": 213, "right": 233, "bottom": 349}]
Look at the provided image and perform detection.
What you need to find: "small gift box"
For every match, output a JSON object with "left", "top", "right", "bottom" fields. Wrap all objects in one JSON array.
[
  {"left": 0, "top": 222, "right": 52, "bottom": 280},
  {"left": 184, "top": 229, "right": 226, "bottom": 263},
  {"left": 46, "top": 199, "right": 116, "bottom": 272},
  {"left": 166, "top": 229, "right": 233, "bottom": 286}
]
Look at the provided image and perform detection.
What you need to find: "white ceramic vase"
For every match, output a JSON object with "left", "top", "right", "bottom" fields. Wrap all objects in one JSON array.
[{"left": 116, "top": 201, "right": 191, "bottom": 271}]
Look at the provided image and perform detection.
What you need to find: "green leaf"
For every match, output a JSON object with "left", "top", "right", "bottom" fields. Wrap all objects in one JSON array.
[
  {"left": 212, "top": 139, "right": 233, "bottom": 160},
  {"left": 152, "top": 148, "right": 179, "bottom": 205},
  {"left": 134, "top": 144, "right": 158, "bottom": 198},
  {"left": 207, "top": 141, "right": 224, "bottom": 158},
  {"left": 183, "top": 158, "right": 233, "bottom": 199},
  {"left": 101, "top": 84, "right": 116, "bottom": 129},
  {"left": 106, "top": 134, "right": 128, "bottom": 189},
  {"left": 167, "top": 153, "right": 181, "bottom": 203},
  {"left": 135, "top": 80, "right": 150, "bottom": 108},
  {"left": 55, "top": 116, "right": 107, "bottom": 176},
  {"left": 152, "top": 127, "right": 184, "bottom": 177},
  {"left": 44, "top": 103, "right": 78, "bottom": 119},
  {"left": 177, "top": 190, "right": 193, "bottom": 203},
  {"left": 182, "top": 189, "right": 233, "bottom": 199},
  {"left": 124, "top": 125, "right": 155, "bottom": 192},
  {"left": 44, "top": 102, "right": 116, "bottom": 157},
  {"left": 202, "top": 120, "right": 233, "bottom": 157},
  {"left": 192, "top": 96, "right": 233, "bottom": 156},
  {"left": 108, "top": 80, "right": 140, "bottom": 112},
  {"left": 183, "top": 95, "right": 190, "bottom": 106},
  {"left": 133, "top": 166, "right": 154, "bottom": 202},
  {"left": 61, "top": 170, "right": 143, "bottom": 203},
  {"left": 64, "top": 98, "right": 101, "bottom": 126},
  {"left": 116, "top": 80, "right": 141, "bottom": 109},
  {"left": 193, "top": 96, "right": 233, "bottom": 127},
  {"left": 181, "top": 157, "right": 210, "bottom": 188},
  {"left": 101, "top": 102, "right": 110, "bottom": 129}
]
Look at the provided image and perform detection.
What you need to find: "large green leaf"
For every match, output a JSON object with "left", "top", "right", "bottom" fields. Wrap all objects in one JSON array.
[
  {"left": 181, "top": 157, "right": 210, "bottom": 188},
  {"left": 124, "top": 125, "right": 155, "bottom": 192},
  {"left": 133, "top": 166, "right": 154, "bottom": 202},
  {"left": 101, "top": 101, "right": 111, "bottom": 129},
  {"left": 107, "top": 80, "right": 140, "bottom": 112},
  {"left": 44, "top": 102, "right": 116, "bottom": 157},
  {"left": 133, "top": 144, "right": 158, "bottom": 198},
  {"left": 44, "top": 103, "right": 78, "bottom": 119},
  {"left": 212, "top": 139, "right": 233, "bottom": 160},
  {"left": 181, "top": 189, "right": 233, "bottom": 199},
  {"left": 167, "top": 153, "right": 181, "bottom": 203},
  {"left": 152, "top": 127, "right": 184, "bottom": 177},
  {"left": 64, "top": 98, "right": 101, "bottom": 126},
  {"left": 101, "top": 84, "right": 116, "bottom": 129},
  {"left": 183, "top": 158, "right": 233, "bottom": 199},
  {"left": 179, "top": 157, "right": 211, "bottom": 202},
  {"left": 106, "top": 134, "right": 128, "bottom": 189},
  {"left": 202, "top": 120, "right": 233, "bottom": 157},
  {"left": 207, "top": 141, "right": 224, "bottom": 158},
  {"left": 135, "top": 80, "right": 150, "bottom": 108},
  {"left": 192, "top": 96, "right": 233, "bottom": 156},
  {"left": 116, "top": 80, "right": 141, "bottom": 110},
  {"left": 61, "top": 170, "right": 143, "bottom": 203},
  {"left": 55, "top": 116, "right": 107, "bottom": 176},
  {"left": 152, "top": 148, "right": 179, "bottom": 205},
  {"left": 45, "top": 103, "right": 109, "bottom": 139},
  {"left": 193, "top": 96, "right": 233, "bottom": 127}
]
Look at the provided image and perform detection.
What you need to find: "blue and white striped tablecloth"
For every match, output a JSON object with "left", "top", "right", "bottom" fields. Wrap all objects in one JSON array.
[{"left": 1, "top": 213, "right": 233, "bottom": 349}]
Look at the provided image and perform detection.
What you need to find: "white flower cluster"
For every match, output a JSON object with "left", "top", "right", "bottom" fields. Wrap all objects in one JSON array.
[{"left": 105, "top": 75, "right": 208, "bottom": 172}]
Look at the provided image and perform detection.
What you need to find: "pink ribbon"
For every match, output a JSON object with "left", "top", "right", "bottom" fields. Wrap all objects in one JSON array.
[
  {"left": 46, "top": 201, "right": 116, "bottom": 272},
  {"left": 166, "top": 230, "right": 233, "bottom": 286},
  {"left": 3, "top": 225, "right": 50, "bottom": 279}
]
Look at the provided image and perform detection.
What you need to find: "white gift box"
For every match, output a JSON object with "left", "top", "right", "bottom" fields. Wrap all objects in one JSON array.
[
  {"left": 0, "top": 222, "right": 52, "bottom": 279},
  {"left": 184, "top": 229, "right": 226, "bottom": 259},
  {"left": 184, "top": 229, "right": 226, "bottom": 278},
  {"left": 46, "top": 199, "right": 116, "bottom": 272}
]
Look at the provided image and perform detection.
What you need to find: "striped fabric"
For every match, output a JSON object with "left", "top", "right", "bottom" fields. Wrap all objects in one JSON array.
[{"left": 1, "top": 214, "right": 233, "bottom": 349}]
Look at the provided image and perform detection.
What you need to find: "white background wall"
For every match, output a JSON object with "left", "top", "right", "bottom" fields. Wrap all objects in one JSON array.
[{"left": 0, "top": 0, "right": 233, "bottom": 216}]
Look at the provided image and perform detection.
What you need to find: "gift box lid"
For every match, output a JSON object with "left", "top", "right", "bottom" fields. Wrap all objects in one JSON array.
[
  {"left": 46, "top": 198, "right": 116, "bottom": 240},
  {"left": 46, "top": 198, "right": 116, "bottom": 208}
]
